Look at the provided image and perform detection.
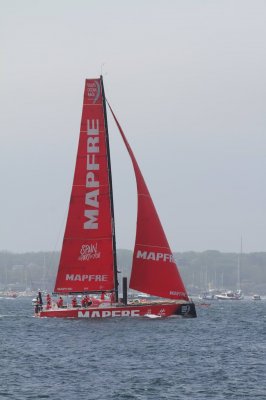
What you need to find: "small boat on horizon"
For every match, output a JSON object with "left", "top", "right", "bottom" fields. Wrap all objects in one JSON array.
[
  {"left": 199, "top": 291, "right": 218, "bottom": 301},
  {"left": 252, "top": 294, "right": 261, "bottom": 300},
  {"left": 216, "top": 290, "right": 244, "bottom": 300},
  {"left": 0, "top": 291, "right": 18, "bottom": 299}
]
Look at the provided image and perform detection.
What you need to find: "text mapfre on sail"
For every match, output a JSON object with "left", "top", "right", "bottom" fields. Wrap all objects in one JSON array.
[{"left": 84, "top": 119, "right": 100, "bottom": 230}]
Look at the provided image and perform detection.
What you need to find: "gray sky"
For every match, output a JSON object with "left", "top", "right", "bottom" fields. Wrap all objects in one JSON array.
[{"left": 1, "top": 0, "right": 266, "bottom": 253}]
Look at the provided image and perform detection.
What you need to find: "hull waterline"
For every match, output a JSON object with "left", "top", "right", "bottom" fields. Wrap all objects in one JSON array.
[{"left": 37, "top": 301, "right": 196, "bottom": 319}]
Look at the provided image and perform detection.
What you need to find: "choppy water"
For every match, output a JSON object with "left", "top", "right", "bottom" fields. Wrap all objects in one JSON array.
[{"left": 0, "top": 297, "right": 265, "bottom": 400}]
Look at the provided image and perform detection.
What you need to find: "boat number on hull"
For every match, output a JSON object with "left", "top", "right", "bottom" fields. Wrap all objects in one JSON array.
[{"left": 181, "top": 305, "right": 190, "bottom": 314}]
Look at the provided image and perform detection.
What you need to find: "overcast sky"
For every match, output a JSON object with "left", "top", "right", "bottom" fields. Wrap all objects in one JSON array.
[{"left": 1, "top": 0, "right": 265, "bottom": 253}]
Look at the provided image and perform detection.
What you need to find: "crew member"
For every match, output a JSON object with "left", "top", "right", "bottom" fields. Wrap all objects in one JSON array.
[
  {"left": 110, "top": 291, "right": 115, "bottom": 304},
  {"left": 81, "top": 296, "right": 87, "bottom": 308},
  {"left": 38, "top": 291, "right": 43, "bottom": 311},
  {"left": 84, "top": 295, "right": 92, "bottom": 307},
  {"left": 34, "top": 296, "right": 40, "bottom": 315},
  {"left": 71, "top": 296, "right": 77, "bottom": 308},
  {"left": 46, "top": 293, "right": 52, "bottom": 310},
  {"left": 57, "top": 296, "right": 64, "bottom": 308}
]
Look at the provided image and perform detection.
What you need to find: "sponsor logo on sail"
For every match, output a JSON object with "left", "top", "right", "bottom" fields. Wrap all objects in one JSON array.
[
  {"left": 136, "top": 250, "right": 175, "bottom": 263},
  {"left": 84, "top": 119, "right": 100, "bottom": 230},
  {"left": 78, "top": 243, "right": 100, "bottom": 261},
  {"left": 169, "top": 291, "right": 186, "bottom": 297},
  {"left": 87, "top": 80, "right": 100, "bottom": 104},
  {"left": 66, "top": 274, "right": 108, "bottom": 282}
]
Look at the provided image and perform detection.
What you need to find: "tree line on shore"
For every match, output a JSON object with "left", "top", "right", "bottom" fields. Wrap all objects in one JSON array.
[{"left": 0, "top": 249, "right": 266, "bottom": 295}]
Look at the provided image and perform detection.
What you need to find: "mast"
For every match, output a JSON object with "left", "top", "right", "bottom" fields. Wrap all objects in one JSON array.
[
  {"left": 100, "top": 76, "right": 119, "bottom": 301},
  {"left": 237, "top": 236, "right": 242, "bottom": 291}
]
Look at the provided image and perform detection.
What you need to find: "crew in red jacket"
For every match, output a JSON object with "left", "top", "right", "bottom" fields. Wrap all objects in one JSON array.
[
  {"left": 84, "top": 295, "right": 91, "bottom": 307},
  {"left": 57, "top": 296, "right": 63, "bottom": 308},
  {"left": 110, "top": 292, "right": 115, "bottom": 304},
  {"left": 46, "top": 293, "right": 52, "bottom": 310},
  {"left": 71, "top": 296, "right": 77, "bottom": 308}
]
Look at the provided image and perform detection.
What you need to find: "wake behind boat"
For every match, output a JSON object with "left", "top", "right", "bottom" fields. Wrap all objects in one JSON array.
[{"left": 35, "top": 77, "right": 196, "bottom": 319}]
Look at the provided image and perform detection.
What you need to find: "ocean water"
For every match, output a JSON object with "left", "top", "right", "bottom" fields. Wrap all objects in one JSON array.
[{"left": 0, "top": 297, "right": 265, "bottom": 400}]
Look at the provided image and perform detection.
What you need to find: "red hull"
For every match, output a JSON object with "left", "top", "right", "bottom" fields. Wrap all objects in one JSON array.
[{"left": 38, "top": 301, "right": 196, "bottom": 319}]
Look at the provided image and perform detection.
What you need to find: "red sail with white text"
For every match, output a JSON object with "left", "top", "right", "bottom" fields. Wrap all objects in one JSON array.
[
  {"left": 108, "top": 105, "right": 189, "bottom": 301},
  {"left": 54, "top": 79, "right": 115, "bottom": 294}
]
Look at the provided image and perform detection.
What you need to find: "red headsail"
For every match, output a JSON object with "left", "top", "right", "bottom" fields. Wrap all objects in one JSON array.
[
  {"left": 108, "top": 104, "right": 189, "bottom": 301},
  {"left": 54, "top": 79, "right": 116, "bottom": 294}
]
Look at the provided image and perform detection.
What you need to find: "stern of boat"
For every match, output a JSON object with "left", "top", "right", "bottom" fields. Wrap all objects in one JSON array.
[{"left": 176, "top": 302, "right": 197, "bottom": 318}]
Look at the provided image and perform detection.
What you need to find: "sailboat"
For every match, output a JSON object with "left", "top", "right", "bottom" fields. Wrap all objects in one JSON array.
[
  {"left": 36, "top": 77, "right": 196, "bottom": 319},
  {"left": 216, "top": 238, "right": 244, "bottom": 300}
]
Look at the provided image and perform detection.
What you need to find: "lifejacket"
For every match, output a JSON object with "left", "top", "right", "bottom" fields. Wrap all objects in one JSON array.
[
  {"left": 46, "top": 295, "right": 51, "bottom": 306},
  {"left": 72, "top": 297, "right": 77, "bottom": 307},
  {"left": 57, "top": 298, "right": 63, "bottom": 307},
  {"left": 110, "top": 292, "right": 115, "bottom": 303}
]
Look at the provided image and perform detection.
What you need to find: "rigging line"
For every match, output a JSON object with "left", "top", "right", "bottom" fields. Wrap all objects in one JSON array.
[
  {"left": 100, "top": 62, "right": 106, "bottom": 76},
  {"left": 105, "top": 99, "right": 140, "bottom": 171},
  {"left": 46, "top": 205, "right": 69, "bottom": 270}
]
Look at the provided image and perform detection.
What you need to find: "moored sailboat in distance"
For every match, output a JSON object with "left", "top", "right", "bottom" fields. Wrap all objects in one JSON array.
[
  {"left": 216, "top": 290, "right": 243, "bottom": 300},
  {"left": 199, "top": 291, "right": 218, "bottom": 301},
  {"left": 35, "top": 76, "right": 196, "bottom": 319},
  {"left": 0, "top": 290, "right": 18, "bottom": 298},
  {"left": 216, "top": 238, "right": 244, "bottom": 301},
  {"left": 252, "top": 294, "right": 261, "bottom": 300}
]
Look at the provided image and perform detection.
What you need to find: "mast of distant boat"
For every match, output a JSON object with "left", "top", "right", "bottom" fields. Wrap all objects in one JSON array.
[{"left": 237, "top": 236, "right": 242, "bottom": 292}]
